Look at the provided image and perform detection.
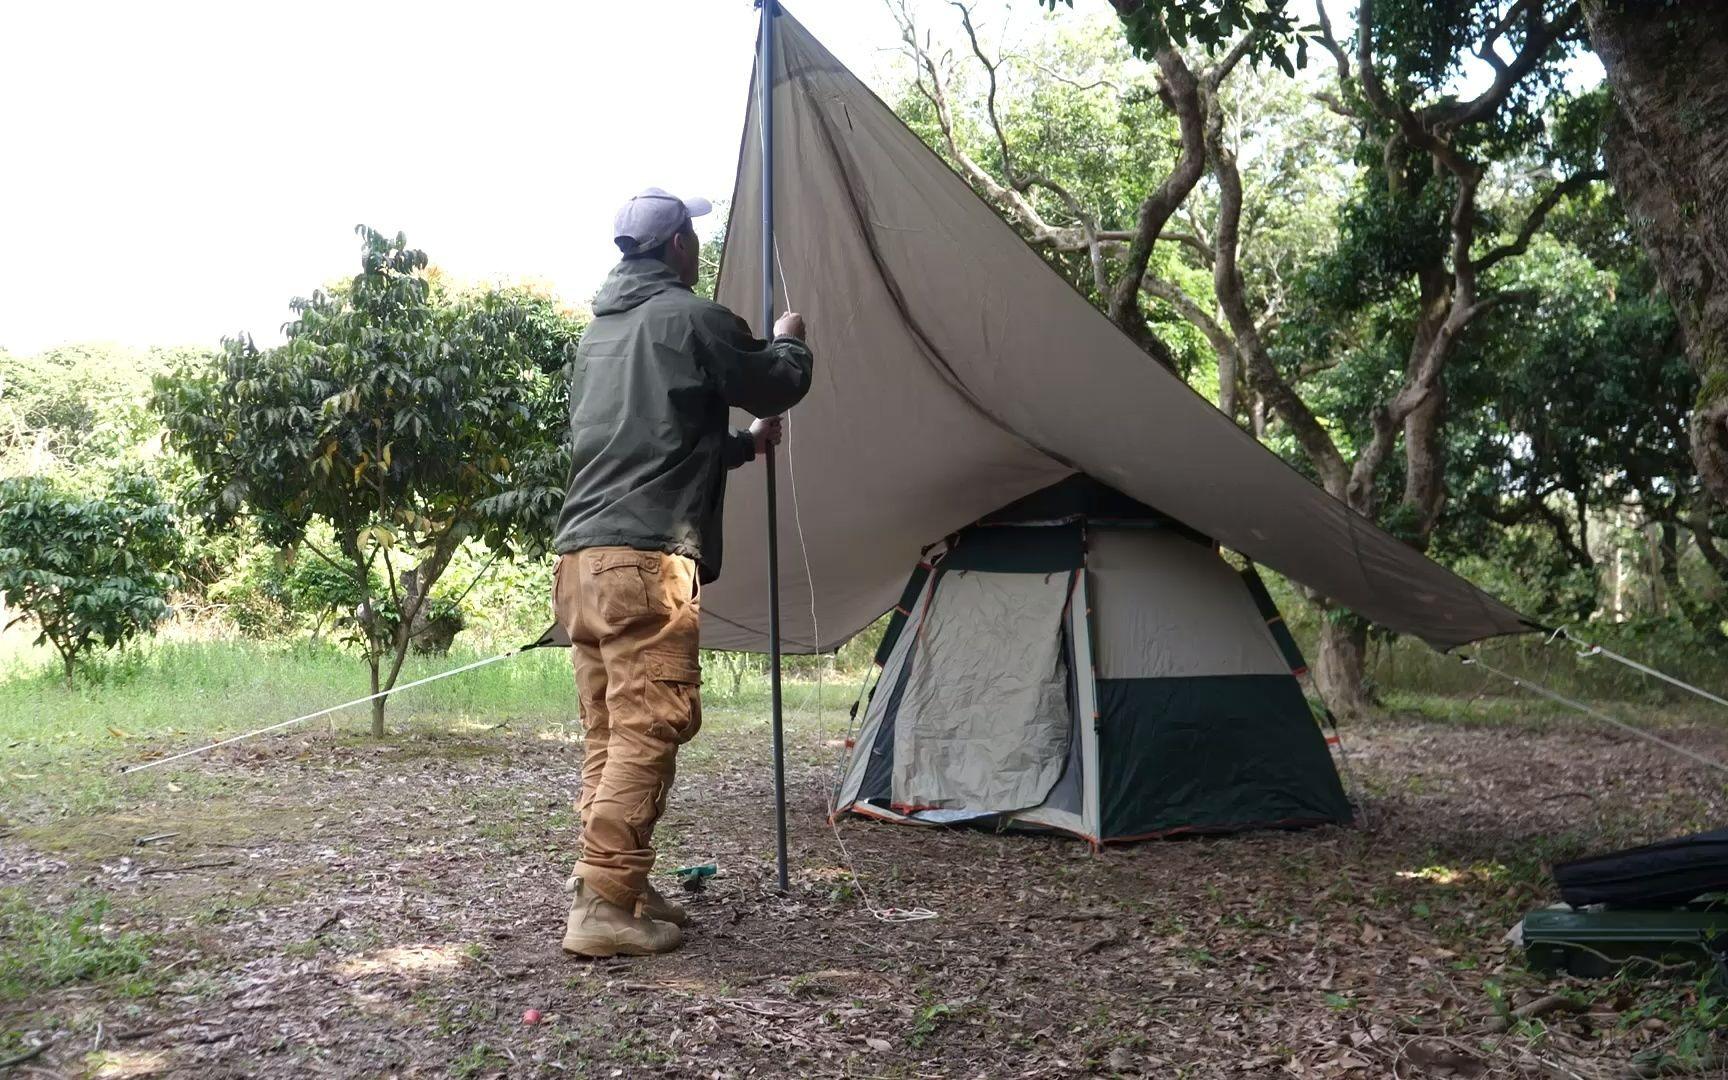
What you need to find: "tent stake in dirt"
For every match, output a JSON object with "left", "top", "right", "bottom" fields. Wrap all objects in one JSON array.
[{"left": 757, "top": 0, "right": 791, "bottom": 895}]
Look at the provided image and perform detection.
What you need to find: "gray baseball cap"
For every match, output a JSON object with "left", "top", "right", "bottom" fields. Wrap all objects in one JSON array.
[{"left": 613, "top": 187, "right": 713, "bottom": 256}]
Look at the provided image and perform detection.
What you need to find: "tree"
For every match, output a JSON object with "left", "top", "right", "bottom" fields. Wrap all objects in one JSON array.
[
  {"left": 1443, "top": 220, "right": 1726, "bottom": 641},
  {"left": 889, "top": 0, "right": 1237, "bottom": 371},
  {"left": 1035, "top": 0, "right": 1302, "bottom": 70},
  {"left": 155, "top": 226, "right": 582, "bottom": 736},
  {"left": 1577, "top": 2, "right": 1728, "bottom": 508},
  {"left": 1226, "top": 0, "right": 1604, "bottom": 715},
  {"left": 0, "top": 473, "right": 182, "bottom": 687},
  {"left": 912, "top": 1, "right": 1602, "bottom": 716},
  {"left": 1, "top": 344, "right": 205, "bottom": 482}
]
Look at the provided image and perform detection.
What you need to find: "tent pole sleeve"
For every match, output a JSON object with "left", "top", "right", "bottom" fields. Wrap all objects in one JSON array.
[{"left": 759, "top": 0, "right": 790, "bottom": 895}]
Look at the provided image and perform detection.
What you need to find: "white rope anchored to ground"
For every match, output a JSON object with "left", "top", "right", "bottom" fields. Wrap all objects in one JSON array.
[
  {"left": 1460, "top": 654, "right": 1728, "bottom": 778},
  {"left": 1550, "top": 626, "right": 1728, "bottom": 713},
  {"left": 118, "top": 649, "right": 526, "bottom": 775}
]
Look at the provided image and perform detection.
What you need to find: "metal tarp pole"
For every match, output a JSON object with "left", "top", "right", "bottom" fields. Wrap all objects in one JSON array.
[{"left": 758, "top": 0, "right": 790, "bottom": 894}]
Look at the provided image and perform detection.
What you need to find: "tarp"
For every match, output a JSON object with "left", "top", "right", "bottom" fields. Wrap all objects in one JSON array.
[{"left": 699, "top": 6, "right": 1538, "bottom": 654}]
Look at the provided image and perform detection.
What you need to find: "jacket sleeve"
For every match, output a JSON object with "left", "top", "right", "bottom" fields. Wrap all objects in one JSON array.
[
  {"left": 692, "top": 303, "right": 815, "bottom": 417},
  {"left": 720, "top": 428, "right": 756, "bottom": 470}
]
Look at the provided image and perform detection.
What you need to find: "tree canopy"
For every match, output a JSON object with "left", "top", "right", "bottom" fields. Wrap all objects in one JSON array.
[
  {"left": 0, "top": 472, "right": 182, "bottom": 686},
  {"left": 153, "top": 226, "right": 583, "bottom": 734}
]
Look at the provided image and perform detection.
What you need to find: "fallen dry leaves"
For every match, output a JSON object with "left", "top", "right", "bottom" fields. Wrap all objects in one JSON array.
[{"left": 1, "top": 711, "right": 1725, "bottom": 1077}]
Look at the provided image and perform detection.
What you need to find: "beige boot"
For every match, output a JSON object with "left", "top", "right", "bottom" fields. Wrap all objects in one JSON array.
[
  {"left": 644, "top": 881, "right": 690, "bottom": 928},
  {"left": 561, "top": 878, "right": 682, "bottom": 957},
  {"left": 565, "top": 874, "right": 688, "bottom": 926}
]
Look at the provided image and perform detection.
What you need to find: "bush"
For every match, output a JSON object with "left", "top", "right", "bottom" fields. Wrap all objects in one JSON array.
[{"left": 0, "top": 473, "right": 182, "bottom": 686}]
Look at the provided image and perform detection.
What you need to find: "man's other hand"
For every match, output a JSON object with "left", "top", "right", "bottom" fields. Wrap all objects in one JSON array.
[
  {"left": 773, "top": 312, "right": 806, "bottom": 340},
  {"left": 750, "top": 416, "right": 784, "bottom": 455}
]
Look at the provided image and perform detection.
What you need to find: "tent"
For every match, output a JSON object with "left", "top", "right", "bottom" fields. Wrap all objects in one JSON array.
[
  {"left": 831, "top": 475, "right": 1352, "bottom": 842},
  {"left": 536, "top": 8, "right": 1543, "bottom": 845},
  {"left": 700, "top": 7, "right": 1538, "bottom": 659}
]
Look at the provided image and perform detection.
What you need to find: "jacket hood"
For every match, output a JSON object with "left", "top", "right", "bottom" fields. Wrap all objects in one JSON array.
[{"left": 591, "top": 259, "right": 687, "bottom": 316}]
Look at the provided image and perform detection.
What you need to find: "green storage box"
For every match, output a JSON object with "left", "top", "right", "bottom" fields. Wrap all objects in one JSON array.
[{"left": 1521, "top": 906, "right": 1728, "bottom": 978}]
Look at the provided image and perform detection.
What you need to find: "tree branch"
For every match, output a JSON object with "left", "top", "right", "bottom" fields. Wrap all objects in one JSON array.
[
  {"left": 1690, "top": 509, "right": 1728, "bottom": 582},
  {"left": 1025, "top": 175, "right": 1110, "bottom": 296},
  {"left": 1355, "top": 0, "right": 1412, "bottom": 133},
  {"left": 1141, "top": 277, "right": 1232, "bottom": 357},
  {"left": 1472, "top": 169, "right": 1609, "bottom": 275},
  {"left": 301, "top": 537, "right": 360, "bottom": 582},
  {"left": 1451, "top": 168, "right": 1484, "bottom": 310},
  {"left": 1020, "top": 59, "right": 1119, "bottom": 94},
  {"left": 949, "top": 2, "right": 1013, "bottom": 184},
  {"left": 1108, "top": 47, "right": 1208, "bottom": 350},
  {"left": 1437, "top": 2, "right": 1582, "bottom": 132},
  {"left": 1315, "top": 0, "right": 1352, "bottom": 84},
  {"left": 1142, "top": 277, "right": 1243, "bottom": 419},
  {"left": 1314, "top": 90, "right": 1357, "bottom": 120},
  {"left": 1462, "top": 287, "right": 1539, "bottom": 322},
  {"left": 381, "top": 544, "right": 402, "bottom": 611},
  {"left": 1206, "top": 30, "right": 1260, "bottom": 92},
  {"left": 890, "top": 2, "right": 1106, "bottom": 255},
  {"left": 1472, "top": 488, "right": 1594, "bottom": 568},
  {"left": 1203, "top": 82, "right": 1349, "bottom": 492}
]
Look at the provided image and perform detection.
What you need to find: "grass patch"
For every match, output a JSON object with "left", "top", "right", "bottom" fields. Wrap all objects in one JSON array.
[
  {"left": 0, "top": 890, "right": 155, "bottom": 1002},
  {"left": 0, "top": 634, "right": 860, "bottom": 826},
  {"left": 450, "top": 1042, "right": 511, "bottom": 1079}
]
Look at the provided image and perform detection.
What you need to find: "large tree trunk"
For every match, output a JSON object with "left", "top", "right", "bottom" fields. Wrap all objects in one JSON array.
[
  {"left": 1400, "top": 273, "right": 1454, "bottom": 546},
  {"left": 1314, "top": 614, "right": 1374, "bottom": 722},
  {"left": 1583, "top": 0, "right": 1728, "bottom": 504},
  {"left": 1401, "top": 388, "right": 1447, "bottom": 544}
]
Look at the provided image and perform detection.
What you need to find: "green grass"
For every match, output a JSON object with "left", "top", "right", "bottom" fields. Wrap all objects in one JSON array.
[
  {"left": 0, "top": 630, "right": 865, "bottom": 822},
  {"left": 0, "top": 890, "right": 155, "bottom": 1002}
]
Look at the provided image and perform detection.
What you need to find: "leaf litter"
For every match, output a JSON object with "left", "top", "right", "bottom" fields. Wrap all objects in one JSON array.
[{"left": 0, "top": 713, "right": 1724, "bottom": 1076}]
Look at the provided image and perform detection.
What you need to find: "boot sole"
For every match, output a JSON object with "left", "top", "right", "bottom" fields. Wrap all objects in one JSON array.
[{"left": 561, "top": 934, "right": 682, "bottom": 958}]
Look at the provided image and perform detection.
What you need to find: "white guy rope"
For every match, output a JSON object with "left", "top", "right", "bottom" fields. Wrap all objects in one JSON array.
[
  {"left": 776, "top": 244, "right": 937, "bottom": 923},
  {"left": 1553, "top": 626, "right": 1728, "bottom": 712},
  {"left": 119, "top": 649, "right": 525, "bottom": 775},
  {"left": 1461, "top": 654, "right": 1728, "bottom": 777}
]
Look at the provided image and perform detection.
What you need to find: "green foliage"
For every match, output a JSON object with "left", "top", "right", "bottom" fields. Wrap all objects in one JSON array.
[
  {"left": 0, "top": 891, "right": 153, "bottom": 1002},
  {"left": 203, "top": 522, "right": 374, "bottom": 640},
  {"left": 1304, "top": 175, "right": 1456, "bottom": 311},
  {"left": 1441, "top": 232, "right": 1724, "bottom": 637},
  {"left": 0, "top": 343, "right": 210, "bottom": 485},
  {"left": 893, "top": 13, "right": 1213, "bottom": 373},
  {"left": 153, "top": 226, "right": 583, "bottom": 731},
  {"left": 1034, "top": 0, "right": 1304, "bottom": 72},
  {"left": 0, "top": 472, "right": 182, "bottom": 685},
  {"left": 156, "top": 227, "right": 579, "bottom": 555}
]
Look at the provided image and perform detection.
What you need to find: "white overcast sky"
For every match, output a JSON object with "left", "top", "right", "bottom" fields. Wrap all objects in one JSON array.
[
  {"left": 0, "top": 0, "right": 932, "bottom": 354},
  {"left": 0, "top": 1, "right": 1597, "bottom": 356}
]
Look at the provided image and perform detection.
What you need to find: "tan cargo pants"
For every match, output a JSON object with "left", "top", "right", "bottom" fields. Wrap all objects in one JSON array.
[{"left": 553, "top": 547, "right": 702, "bottom": 912}]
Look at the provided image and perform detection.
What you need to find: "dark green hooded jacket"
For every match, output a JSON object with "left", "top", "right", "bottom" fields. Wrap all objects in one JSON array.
[{"left": 553, "top": 259, "right": 814, "bottom": 583}]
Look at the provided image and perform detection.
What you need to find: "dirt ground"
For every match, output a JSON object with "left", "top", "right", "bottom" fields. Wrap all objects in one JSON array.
[{"left": 4, "top": 703, "right": 1727, "bottom": 1079}]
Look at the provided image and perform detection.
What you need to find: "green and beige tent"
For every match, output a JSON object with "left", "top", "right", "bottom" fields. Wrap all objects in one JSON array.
[
  {"left": 687, "top": 9, "right": 1536, "bottom": 838},
  {"left": 831, "top": 476, "right": 1351, "bottom": 841}
]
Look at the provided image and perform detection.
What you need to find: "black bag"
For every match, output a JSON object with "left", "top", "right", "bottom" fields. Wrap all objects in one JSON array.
[{"left": 1554, "top": 827, "right": 1728, "bottom": 908}]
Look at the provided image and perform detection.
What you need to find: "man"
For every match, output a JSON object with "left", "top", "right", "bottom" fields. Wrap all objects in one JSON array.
[{"left": 552, "top": 187, "right": 814, "bottom": 957}]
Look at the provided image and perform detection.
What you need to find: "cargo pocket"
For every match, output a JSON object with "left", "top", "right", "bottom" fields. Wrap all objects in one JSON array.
[
  {"left": 588, "top": 551, "right": 667, "bottom": 626},
  {"left": 646, "top": 652, "right": 703, "bottom": 744}
]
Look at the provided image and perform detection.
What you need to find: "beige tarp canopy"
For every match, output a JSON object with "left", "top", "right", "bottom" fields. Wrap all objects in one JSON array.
[{"left": 697, "top": 6, "right": 1537, "bottom": 655}]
